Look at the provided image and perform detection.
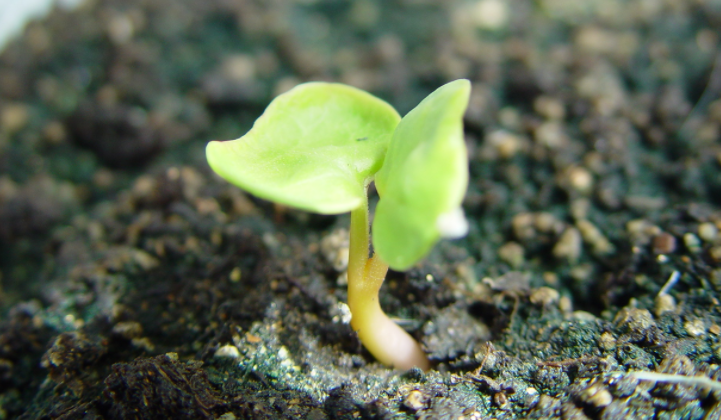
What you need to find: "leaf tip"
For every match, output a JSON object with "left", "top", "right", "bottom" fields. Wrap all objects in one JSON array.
[
  {"left": 445, "top": 78, "right": 472, "bottom": 102},
  {"left": 205, "top": 140, "right": 227, "bottom": 171}
]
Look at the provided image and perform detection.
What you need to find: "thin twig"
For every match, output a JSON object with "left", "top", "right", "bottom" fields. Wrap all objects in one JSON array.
[
  {"left": 626, "top": 371, "right": 721, "bottom": 393},
  {"left": 658, "top": 270, "right": 680, "bottom": 297}
]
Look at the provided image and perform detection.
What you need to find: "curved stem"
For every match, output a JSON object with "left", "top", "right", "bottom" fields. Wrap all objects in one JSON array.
[{"left": 347, "top": 198, "right": 430, "bottom": 371}]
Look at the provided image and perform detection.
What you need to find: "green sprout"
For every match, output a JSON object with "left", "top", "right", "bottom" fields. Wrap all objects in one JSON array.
[{"left": 206, "top": 79, "right": 470, "bottom": 371}]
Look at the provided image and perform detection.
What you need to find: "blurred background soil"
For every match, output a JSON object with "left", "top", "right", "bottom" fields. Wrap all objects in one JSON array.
[{"left": 1, "top": 0, "right": 721, "bottom": 419}]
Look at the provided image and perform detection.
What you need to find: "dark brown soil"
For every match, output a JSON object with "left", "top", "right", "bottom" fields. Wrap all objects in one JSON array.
[{"left": 2, "top": 0, "right": 721, "bottom": 419}]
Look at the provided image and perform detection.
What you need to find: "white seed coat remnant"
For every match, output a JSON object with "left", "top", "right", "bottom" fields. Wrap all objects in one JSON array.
[{"left": 436, "top": 207, "right": 469, "bottom": 239}]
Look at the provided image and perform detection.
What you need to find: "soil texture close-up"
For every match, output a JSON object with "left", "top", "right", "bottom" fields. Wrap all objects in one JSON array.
[{"left": 2, "top": 0, "right": 721, "bottom": 419}]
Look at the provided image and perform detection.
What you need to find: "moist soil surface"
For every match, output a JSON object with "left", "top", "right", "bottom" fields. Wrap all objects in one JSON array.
[{"left": 2, "top": 0, "right": 721, "bottom": 419}]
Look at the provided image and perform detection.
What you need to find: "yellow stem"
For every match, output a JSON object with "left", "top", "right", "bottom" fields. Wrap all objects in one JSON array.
[{"left": 346, "top": 196, "right": 429, "bottom": 371}]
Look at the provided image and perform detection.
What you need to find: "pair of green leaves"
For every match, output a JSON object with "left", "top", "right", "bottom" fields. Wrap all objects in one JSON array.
[{"left": 206, "top": 80, "right": 470, "bottom": 270}]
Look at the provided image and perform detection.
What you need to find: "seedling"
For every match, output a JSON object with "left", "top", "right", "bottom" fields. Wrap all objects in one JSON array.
[{"left": 206, "top": 79, "right": 470, "bottom": 370}]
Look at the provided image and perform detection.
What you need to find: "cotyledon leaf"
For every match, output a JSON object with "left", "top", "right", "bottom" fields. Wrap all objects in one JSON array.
[
  {"left": 206, "top": 82, "right": 401, "bottom": 214},
  {"left": 373, "top": 79, "right": 471, "bottom": 270}
]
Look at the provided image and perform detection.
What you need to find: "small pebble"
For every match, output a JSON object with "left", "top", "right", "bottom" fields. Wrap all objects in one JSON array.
[
  {"left": 42, "top": 120, "right": 67, "bottom": 144},
  {"left": 215, "top": 344, "right": 240, "bottom": 359},
  {"left": 543, "top": 271, "right": 559, "bottom": 287},
  {"left": 0, "top": 177, "right": 17, "bottom": 200},
  {"left": 570, "top": 198, "right": 590, "bottom": 220},
  {"left": 614, "top": 307, "right": 656, "bottom": 334},
  {"left": 529, "top": 287, "right": 560, "bottom": 307},
  {"left": 26, "top": 24, "right": 51, "bottom": 54},
  {"left": 654, "top": 293, "right": 675, "bottom": 317},
  {"left": 684, "top": 319, "right": 706, "bottom": 337},
  {"left": 626, "top": 219, "right": 661, "bottom": 245},
  {"left": 195, "top": 197, "right": 220, "bottom": 215},
  {"left": 229, "top": 267, "right": 242, "bottom": 283},
  {"left": 403, "top": 389, "right": 426, "bottom": 411},
  {"left": 320, "top": 228, "right": 350, "bottom": 272},
  {"left": 564, "top": 166, "right": 594, "bottom": 195},
  {"left": 227, "top": 189, "right": 257, "bottom": 216},
  {"left": 131, "top": 249, "right": 160, "bottom": 271},
  {"left": 498, "top": 241, "right": 524, "bottom": 268},
  {"left": 569, "top": 264, "right": 593, "bottom": 282},
  {"left": 1, "top": 103, "right": 29, "bottom": 134},
  {"left": 598, "top": 332, "right": 616, "bottom": 351},
  {"left": 494, "top": 391, "right": 509, "bottom": 408},
  {"left": 534, "top": 121, "right": 567, "bottom": 149},
  {"left": 571, "top": 311, "right": 597, "bottom": 321},
  {"left": 576, "top": 219, "right": 613, "bottom": 255},
  {"left": 348, "top": 0, "right": 380, "bottom": 29},
  {"left": 453, "top": 0, "right": 508, "bottom": 31},
  {"left": 107, "top": 13, "right": 135, "bottom": 44},
  {"left": 575, "top": 26, "right": 616, "bottom": 55},
  {"left": 684, "top": 233, "right": 702, "bottom": 253},
  {"left": 523, "top": 387, "right": 539, "bottom": 408},
  {"left": 131, "top": 337, "right": 155, "bottom": 352},
  {"left": 535, "top": 212, "right": 562, "bottom": 234},
  {"left": 558, "top": 295, "right": 572, "bottom": 313},
  {"left": 221, "top": 54, "right": 256, "bottom": 82},
  {"left": 696, "top": 122, "right": 718, "bottom": 145},
  {"left": 699, "top": 222, "right": 718, "bottom": 243},
  {"left": 625, "top": 196, "right": 668, "bottom": 212},
  {"left": 553, "top": 227, "right": 582, "bottom": 263},
  {"left": 512, "top": 213, "right": 536, "bottom": 241},
  {"left": 651, "top": 232, "right": 676, "bottom": 254},
  {"left": 472, "top": 0, "right": 508, "bottom": 30},
  {"left": 498, "top": 107, "right": 522, "bottom": 130},
  {"left": 534, "top": 96, "right": 565, "bottom": 120},
  {"left": 486, "top": 129, "right": 524, "bottom": 159},
  {"left": 581, "top": 384, "right": 613, "bottom": 408},
  {"left": 112, "top": 321, "right": 143, "bottom": 339},
  {"left": 711, "top": 247, "right": 721, "bottom": 263}
]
